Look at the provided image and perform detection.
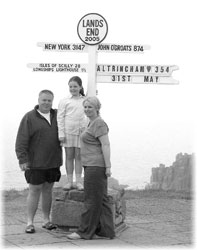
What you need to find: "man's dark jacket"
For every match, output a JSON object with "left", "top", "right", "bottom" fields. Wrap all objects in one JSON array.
[{"left": 15, "top": 105, "right": 62, "bottom": 169}]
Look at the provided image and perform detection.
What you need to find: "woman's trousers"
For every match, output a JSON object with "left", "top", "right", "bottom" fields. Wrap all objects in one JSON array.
[{"left": 77, "top": 166, "right": 115, "bottom": 239}]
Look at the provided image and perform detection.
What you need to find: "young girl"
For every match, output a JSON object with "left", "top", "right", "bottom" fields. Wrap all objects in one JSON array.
[{"left": 57, "top": 76, "right": 87, "bottom": 190}]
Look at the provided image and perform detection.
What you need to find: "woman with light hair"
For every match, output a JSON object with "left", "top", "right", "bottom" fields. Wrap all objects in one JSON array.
[{"left": 67, "top": 96, "right": 115, "bottom": 240}]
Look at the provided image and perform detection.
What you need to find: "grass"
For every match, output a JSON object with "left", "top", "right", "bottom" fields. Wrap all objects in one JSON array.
[
  {"left": 1, "top": 188, "right": 29, "bottom": 201},
  {"left": 124, "top": 189, "right": 193, "bottom": 200},
  {"left": 1, "top": 187, "right": 193, "bottom": 202}
]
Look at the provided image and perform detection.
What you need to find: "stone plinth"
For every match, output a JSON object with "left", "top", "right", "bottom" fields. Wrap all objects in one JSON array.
[{"left": 51, "top": 188, "right": 126, "bottom": 232}]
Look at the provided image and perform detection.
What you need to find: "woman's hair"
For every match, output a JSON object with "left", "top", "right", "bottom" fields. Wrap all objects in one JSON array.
[
  {"left": 68, "top": 76, "right": 85, "bottom": 96},
  {"left": 83, "top": 96, "right": 101, "bottom": 115}
]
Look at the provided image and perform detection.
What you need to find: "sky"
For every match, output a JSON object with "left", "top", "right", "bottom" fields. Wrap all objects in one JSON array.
[{"left": 0, "top": 0, "right": 196, "bottom": 190}]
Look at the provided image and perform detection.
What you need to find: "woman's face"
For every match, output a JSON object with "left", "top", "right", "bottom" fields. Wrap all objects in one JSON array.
[
  {"left": 83, "top": 101, "right": 98, "bottom": 119},
  {"left": 68, "top": 81, "right": 81, "bottom": 96}
]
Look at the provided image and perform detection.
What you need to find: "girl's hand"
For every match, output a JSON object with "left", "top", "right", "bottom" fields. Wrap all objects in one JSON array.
[
  {"left": 105, "top": 168, "right": 112, "bottom": 177},
  {"left": 59, "top": 137, "right": 66, "bottom": 143},
  {"left": 79, "top": 127, "right": 85, "bottom": 134}
]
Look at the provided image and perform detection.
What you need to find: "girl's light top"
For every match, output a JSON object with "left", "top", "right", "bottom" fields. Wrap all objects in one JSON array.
[{"left": 57, "top": 95, "right": 87, "bottom": 137}]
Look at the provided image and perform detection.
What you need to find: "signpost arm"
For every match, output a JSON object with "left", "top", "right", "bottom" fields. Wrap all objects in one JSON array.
[{"left": 87, "top": 46, "right": 97, "bottom": 96}]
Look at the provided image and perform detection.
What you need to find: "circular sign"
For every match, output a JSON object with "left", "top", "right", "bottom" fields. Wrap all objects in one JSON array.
[{"left": 77, "top": 13, "right": 108, "bottom": 45}]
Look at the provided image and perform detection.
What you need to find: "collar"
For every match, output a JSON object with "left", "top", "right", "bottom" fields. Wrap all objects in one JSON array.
[
  {"left": 67, "top": 94, "right": 84, "bottom": 99},
  {"left": 34, "top": 105, "right": 55, "bottom": 114}
]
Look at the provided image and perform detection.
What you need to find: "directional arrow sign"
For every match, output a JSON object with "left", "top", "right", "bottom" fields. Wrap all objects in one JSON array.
[
  {"left": 27, "top": 63, "right": 87, "bottom": 73},
  {"left": 97, "top": 75, "right": 179, "bottom": 84},
  {"left": 97, "top": 64, "right": 179, "bottom": 76},
  {"left": 97, "top": 43, "right": 150, "bottom": 53},
  {"left": 37, "top": 42, "right": 88, "bottom": 52},
  {"left": 37, "top": 42, "right": 150, "bottom": 53},
  {"left": 27, "top": 63, "right": 178, "bottom": 84},
  {"left": 27, "top": 63, "right": 179, "bottom": 79}
]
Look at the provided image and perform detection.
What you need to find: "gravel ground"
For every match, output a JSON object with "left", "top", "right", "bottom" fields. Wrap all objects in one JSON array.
[{"left": 1, "top": 189, "right": 194, "bottom": 248}]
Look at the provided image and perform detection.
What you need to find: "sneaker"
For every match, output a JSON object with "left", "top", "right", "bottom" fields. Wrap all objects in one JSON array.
[
  {"left": 67, "top": 232, "right": 82, "bottom": 240},
  {"left": 76, "top": 183, "right": 84, "bottom": 190},
  {"left": 63, "top": 183, "right": 72, "bottom": 190},
  {"left": 92, "top": 234, "right": 113, "bottom": 239},
  {"left": 25, "top": 224, "right": 35, "bottom": 233},
  {"left": 92, "top": 234, "right": 105, "bottom": 239}
]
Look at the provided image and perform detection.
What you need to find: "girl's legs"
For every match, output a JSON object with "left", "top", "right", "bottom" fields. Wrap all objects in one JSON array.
[
  {"left": 75, "top": 148, "right": 83, "bottom": 190},
  {"left": 64, "top": 147, "right": 75, "bottom": 189},
  {"left": 64, "top": 147, "right": 83, "bottom": 190}
]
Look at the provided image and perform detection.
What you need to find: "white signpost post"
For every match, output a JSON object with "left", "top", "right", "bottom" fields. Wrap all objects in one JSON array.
[{"left": 27, "top": 13, "right": 179, "bottom": 96}]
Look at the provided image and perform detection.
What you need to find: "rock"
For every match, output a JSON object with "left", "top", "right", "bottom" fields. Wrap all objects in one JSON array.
[
  {"left": 51, "top": 188, "right": 126, "bottom": 229},
  {"left": 52, "top": 200, "right": 83, "bottom": 227},
  {"left": 68, "top": 189, "right": 84, "bottom": 202},
  {"left": 146, "top": 153, "right": 194, "bottom": 192}
]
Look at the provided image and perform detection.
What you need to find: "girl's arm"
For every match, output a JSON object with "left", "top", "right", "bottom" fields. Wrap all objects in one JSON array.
[{"left": 57, "top": 100, "right": 66, "bottom": 141}]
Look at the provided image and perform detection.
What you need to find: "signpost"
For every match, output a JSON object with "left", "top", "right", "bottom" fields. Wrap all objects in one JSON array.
[
  {"left": 37, "top": 42, "right": 88, "bottom": 52},
  {"left": 97, "top": 75, "right": 178, "bottom": 84},
  {"left": 37, "top": 42, "right": 150, "bottom": 53},
  {"left": 97, "top": 43, "right": 150, "bottom": 53},
  {"left": 27, "top": 63, "right": 87, "bottom": 73},
  {"left": 27, "top": 13, "right": 179, "bottom": 95},
  {"left": 96, "top": 64, "right": 178, "bottom": 75},
  {"left": 27, "top": 63, "right": 178, "bottom": 76},
  {"left": 77, "top": 13, "right": 108, "bottom": 46}
]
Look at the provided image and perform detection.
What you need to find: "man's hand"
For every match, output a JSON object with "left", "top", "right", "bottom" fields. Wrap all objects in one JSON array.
[{"left": 19, "top": 163, "right": 30, "bottom": 171}]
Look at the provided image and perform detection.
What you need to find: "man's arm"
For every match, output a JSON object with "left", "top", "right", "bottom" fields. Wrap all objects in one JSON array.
[{"left": 15, "top": 114, "right": 30, "bottom": 166}]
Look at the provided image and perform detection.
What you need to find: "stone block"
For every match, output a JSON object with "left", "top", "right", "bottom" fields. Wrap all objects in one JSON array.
[
  {"left": 121, "top": 198, "right": 127, "bottom": 220},
  {"left": 53, "top": 191, "right": 68, "bottom": 201},
  {"left": 68, "top": 189, "right": 84, "bottom": 202},
  {"left": 108, "top": 188, "right": 124, "bottom": 201},
  {"left": 52, "top": 189, "right": 126, "bottom": 229},
  {"left": 115, "top": 214, "right": 123, "bottom": 226},
  {"left": 51, "top": 200, "right": 83, "bottom": 227}
]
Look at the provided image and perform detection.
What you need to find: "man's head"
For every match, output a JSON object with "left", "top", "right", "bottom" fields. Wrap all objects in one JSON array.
[{"left": 38, "top": 90, "right": 54, "bottom": 114}]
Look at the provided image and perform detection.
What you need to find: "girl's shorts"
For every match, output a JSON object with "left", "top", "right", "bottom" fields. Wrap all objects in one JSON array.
[{"left": 61, "top": 133, "right": 80, "bottom": 148}]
